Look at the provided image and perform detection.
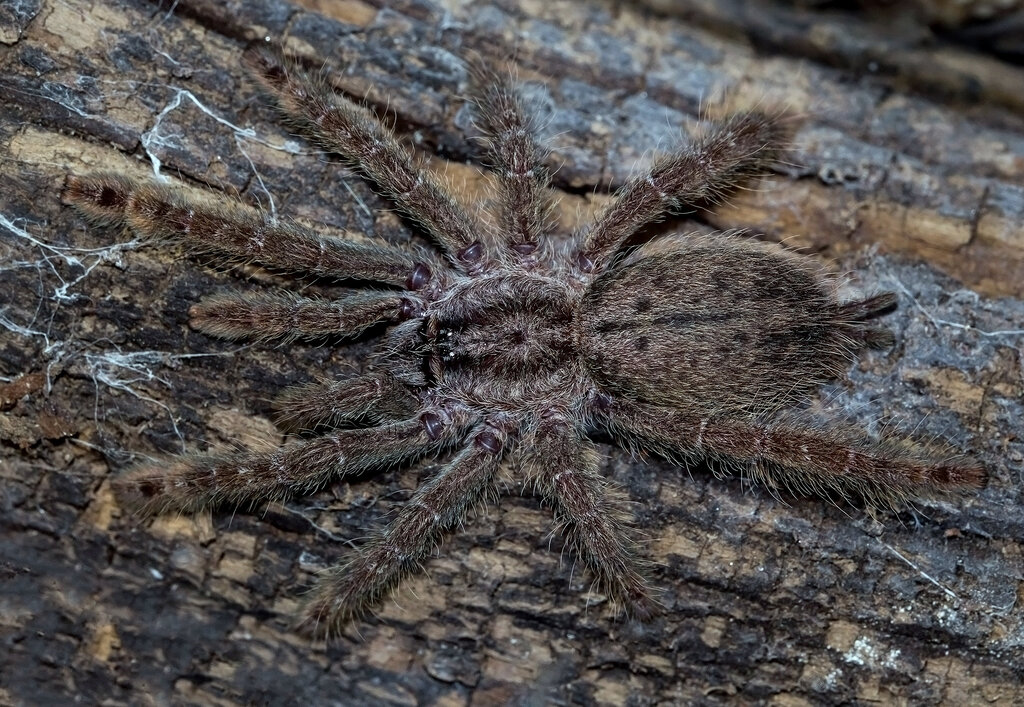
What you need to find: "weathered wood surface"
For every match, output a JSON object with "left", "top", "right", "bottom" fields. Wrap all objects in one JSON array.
[{"left": 1, "top": 0, "right": 1022, "bottom": 704}]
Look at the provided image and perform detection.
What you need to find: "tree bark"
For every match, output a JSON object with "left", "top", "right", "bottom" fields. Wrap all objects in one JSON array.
[{"left": 1, "top": 0, "right": 1022, "bottom": 704}]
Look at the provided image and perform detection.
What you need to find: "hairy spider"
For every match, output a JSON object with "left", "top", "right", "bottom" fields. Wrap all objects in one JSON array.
[{"left": 66, "top": 44, "right": 985, "bottom": 634}]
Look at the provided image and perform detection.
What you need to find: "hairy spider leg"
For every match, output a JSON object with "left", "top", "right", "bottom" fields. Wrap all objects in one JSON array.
[
  {"left": 189, "top": 290, "right": 418, "bottom": 342},
  {"left": 114, "top": 412, "right": 469, "bottom": 515},
  {"left": 301, "top": 420, "right": 510, "bottom": 636},
  {"left": 604, "top": 400, "right": 988, "bottom": 502},
  {"left": 575, "top": 111, "right": 785, "bottom": 275},
  {"left": 64, "top": 173, "right": 432, "bottom": 288},
  {"left": 242, "top": 45, "right": 488, "bottom": 274},
  {"left": 468, "top": 60, "right": 554, "bottom": 261},
  {"left": 522, "top": 414, "right": 654, "bottom": 617},
  {"left": 273, "top": 373, "right": 420, "bottom": 431}
]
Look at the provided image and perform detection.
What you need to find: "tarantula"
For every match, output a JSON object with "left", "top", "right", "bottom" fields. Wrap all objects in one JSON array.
[{"left": 66, "top": 44, "right": 985, "bottom": 634}]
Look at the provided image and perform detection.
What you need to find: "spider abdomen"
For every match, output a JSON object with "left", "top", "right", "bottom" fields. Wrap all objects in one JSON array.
[{"left": 580, "top": 235, "right": 856, "bottom": 415}]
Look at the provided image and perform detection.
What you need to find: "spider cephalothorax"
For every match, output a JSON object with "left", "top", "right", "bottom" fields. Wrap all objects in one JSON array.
[{"left": 66, "top": 44, "right": 985, "bottom": 634}]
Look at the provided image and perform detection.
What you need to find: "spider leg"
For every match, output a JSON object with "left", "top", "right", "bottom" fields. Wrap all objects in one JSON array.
[
  {"left": 469, "top": 60, "right": 553, "bottom": 260},
  {"left": 115, "top": 410, "right": 469, "bottom": 514},
  {"left": 301, "top": 420, "right": 510, "bottom": 635},
  {"left": 242, "top": 45, "right": 487, "bottom": 273},
  {"left": 64, "top": 173, "right": 433, "bottom": 289},
  {"left": 189, "top": 290, "right": 417, "bottom": 342},
  {"left": 575, "top": 111, "right": 783, "bottom": 275},
  {"left": 603, "top": 400, "right": 987, "bottom": 503},
  {"left": 522, "top": 414, "right": 653, "bottom": 617},
  {"left": 273, "top": 373, "right": 419, "bottom": 431}
]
